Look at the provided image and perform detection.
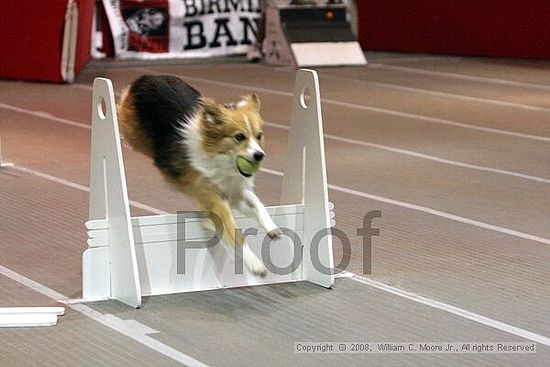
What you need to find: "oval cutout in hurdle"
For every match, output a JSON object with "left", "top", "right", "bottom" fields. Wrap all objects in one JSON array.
[{"left": 82, "top": 69, "right": 335, "bottom": 308}]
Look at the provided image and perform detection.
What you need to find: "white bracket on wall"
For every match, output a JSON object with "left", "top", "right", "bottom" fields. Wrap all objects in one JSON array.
[{"left": 0, "top": 137, "right": 14, "bottom": 168}]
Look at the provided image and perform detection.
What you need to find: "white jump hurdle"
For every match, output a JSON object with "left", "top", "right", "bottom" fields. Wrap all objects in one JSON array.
[{"left": 82, "top": 69, "right": 334, "bottom": 308}]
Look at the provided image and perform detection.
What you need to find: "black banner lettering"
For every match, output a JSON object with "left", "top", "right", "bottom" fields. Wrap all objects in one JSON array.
[
  {"left": 184, "top": 21, "right": 207, "bottom": 50},
  {"left": 209, "top": 18, "right": 238, "bottom": 48}
]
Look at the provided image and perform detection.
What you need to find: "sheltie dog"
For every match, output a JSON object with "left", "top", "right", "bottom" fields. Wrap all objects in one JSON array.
[{"left": 117, "top": 75, "right": 282, "bottom": 277}]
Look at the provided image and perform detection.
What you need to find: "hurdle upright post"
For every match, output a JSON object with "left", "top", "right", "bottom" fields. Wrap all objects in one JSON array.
[
  {"left": 281, "top": 69, "right": 335, "bottom": 288},
  {"left": 86, "top": 78, "right": 142, "bottom": 308}
]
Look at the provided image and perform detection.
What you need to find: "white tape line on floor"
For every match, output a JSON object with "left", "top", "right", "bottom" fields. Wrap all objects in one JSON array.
[
  {"left": 347, "top": 272, "right": 550, "bottom": 348},
  {"left": 3, "top": 100, "right": 550, "bottom": 186},
  {"left": 315, "top": 73, "right": 550, "bottom": 114},
  {"left": 0, "top": 264, "right": 210, "bottom": 367},
  {"left": 371, "top": 63, "right": 550, "bottom": 93},
  {"left": 7, "top": 163, "right": 550, "bottom": 349},
  {"left": 265, "top": 121, "right": 550, "bottom": 185},
  {"left": 141, "top": 68, "right": 550, "bottom": 143}
]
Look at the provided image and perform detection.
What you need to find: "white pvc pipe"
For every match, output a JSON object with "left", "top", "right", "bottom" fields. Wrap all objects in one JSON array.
[
  {"left": 0, "top": 314, "right": 58, "bottom": 328},
  {"left": 0, "top": 307, "right": 65, "bottom": 316}
]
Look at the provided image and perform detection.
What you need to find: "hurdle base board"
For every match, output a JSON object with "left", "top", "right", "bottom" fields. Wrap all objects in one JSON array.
[
  {"left": 83, "top": 204, "right": 311, "bottom": 301},
  {"left": 291, "top": 42, "right": 366, "bottom": 67}
]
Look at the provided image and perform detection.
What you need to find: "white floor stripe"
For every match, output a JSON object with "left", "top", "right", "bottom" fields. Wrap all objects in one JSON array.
[
  {"left": 4, "top": 102, "right": 550, "bottom": 241},
  {"left": 4, "top": 72, "right": 549, "bottom": 353},
  {"left": 259, "top": 166, "right": 550, "bottom": 246},
  {"left": 11, "top": 148, "right": 550, "bottom": 247},
  {"left": 371, "top": 63, "right": 550, "bottom": 92},
  {"left": 0, "top": 264, "right": 209, "bottom": 367},
  {"left": 265, "top": 122, "right": 550, "bottom": 185},
  {"left": 371, "top": 56, "right": 464, "bottom": 64},
  {"left": 6, "top": 163, "right": 550, "bottom": 349},
  {"left": 11, "top": 156, "right": 550, "bottom": 249},
  {"left": 319, "top": 73, "right": 550, "bottom": 113},
  {"left": 0, "top": 103, "right": 91, "bottom": 130},
  {"left": 324, "top": 134, "right": 550, "bottom": 184},
  {"left": 328, "top": 181, "right": 550, "bottom": 246},
  {"left": 319, "top": 98, "right": 550, "bottom": 143},
  {"left": 347, "top": 273, "right": 550, "bottom": 347},
  {"left": 134, "top": 68, "right": 294, "bottom": 98},
  {"left": 314, "top": 99, "right": 550, "bottom": 143},
  {"left": 11, "top": 165, "right": 167, "bottom": 215},
  {"left": 5, "top": 100, "right": 549, "bottom": 185},
  {"left": 141, "top": 68, "right": 550, "bottom": 143}
]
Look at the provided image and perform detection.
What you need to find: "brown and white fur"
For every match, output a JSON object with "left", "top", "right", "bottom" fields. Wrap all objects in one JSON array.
[{"left": 117, "top": 75, "right": 281, "bottom": 277}]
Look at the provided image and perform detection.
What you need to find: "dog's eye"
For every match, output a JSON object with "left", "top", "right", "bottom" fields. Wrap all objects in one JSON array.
[
  {"left": 234, "top": 133, "right": 246, "bottom": 142},
  {"left": 256, "top": 132, "right": 263, "bottom": 140}
]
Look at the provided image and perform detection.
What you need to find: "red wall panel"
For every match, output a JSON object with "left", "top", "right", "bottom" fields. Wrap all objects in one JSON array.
[
  {"left": 0, "top": 0, "right": 93, "bottom": 83},
  {"left": 75, "top": 0, "right": 94, "bottom": 75},
  {"left": 356, "top": 1, "right": 550, "bottom": 59}
]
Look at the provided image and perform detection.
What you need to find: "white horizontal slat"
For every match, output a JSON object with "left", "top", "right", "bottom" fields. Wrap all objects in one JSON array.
[
  {"left": 87, "top": 205, "right": 305, "bottom": 246},
  {"left": 88, "top": 213, "right": 305, "bottom": 247},
  {"left": 83, "top": 225, "right": 305, "bottom": 297},
  {"left": 291, "top": 42, "right": 367, "bottom": 67},
  {"left": 85, "top": 204, "right": 304, "bottom": 230},
  {"left": 89, "top": 212, "right": 305, "bottom": 240}
]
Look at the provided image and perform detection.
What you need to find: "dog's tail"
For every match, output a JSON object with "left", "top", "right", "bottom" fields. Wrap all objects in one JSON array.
[{"left": 117, "top": 86, "right": 155, "bottom": 158}]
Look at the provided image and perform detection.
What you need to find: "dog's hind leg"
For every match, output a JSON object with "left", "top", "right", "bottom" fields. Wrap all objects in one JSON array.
[{"left": 196, "top": 191, "right": 268, "bottom": 277}]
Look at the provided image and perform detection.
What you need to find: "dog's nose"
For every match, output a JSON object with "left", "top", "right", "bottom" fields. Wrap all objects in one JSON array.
[{"left": 253, "top": 151, "right": 265, "bottom": 162}]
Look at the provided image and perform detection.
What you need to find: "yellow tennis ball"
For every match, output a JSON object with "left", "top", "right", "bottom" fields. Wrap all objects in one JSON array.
[{"left": 237, "top": 156, "right": 260, "bottom": 175}]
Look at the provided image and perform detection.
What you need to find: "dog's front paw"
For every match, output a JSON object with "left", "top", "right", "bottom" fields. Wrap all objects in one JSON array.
[{"left": 267, "top": 228, "right": 283, "bottom": 239}]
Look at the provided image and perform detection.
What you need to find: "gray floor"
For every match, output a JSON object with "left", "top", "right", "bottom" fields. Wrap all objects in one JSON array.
[{"left": 1, "top": 52, "right": 549, "bottom": 366}]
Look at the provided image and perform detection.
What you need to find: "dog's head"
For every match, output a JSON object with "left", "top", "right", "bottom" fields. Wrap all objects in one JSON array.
[{"left": 199, "top": 94, "right": 265, "bottom": 177}]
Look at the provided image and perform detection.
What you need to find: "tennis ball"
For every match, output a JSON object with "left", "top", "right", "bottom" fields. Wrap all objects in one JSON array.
[{"left": 236, "top": 156, "right": 260, "bottom": 175}]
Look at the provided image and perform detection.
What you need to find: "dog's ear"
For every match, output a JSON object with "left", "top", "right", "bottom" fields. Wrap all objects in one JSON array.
[
  {"left": 237, "top": 94, "right": 261, "bottom": 112},
  {"left": 248, "top": 93, "right": 260, "bottom": 112},
  {"left": 200, "top": 97, "right": 224, "bottom": 124}
]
